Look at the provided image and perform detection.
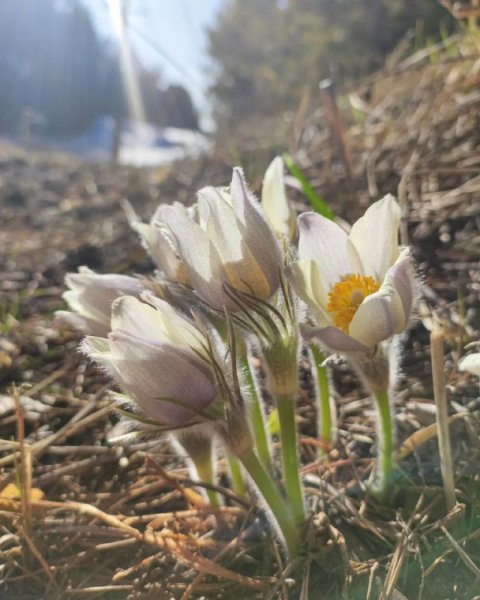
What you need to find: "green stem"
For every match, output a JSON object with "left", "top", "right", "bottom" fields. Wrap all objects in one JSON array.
[
  {"left": 276, "top": 394, "right": 306, "bottom": 527},
  {"left": 239, "top": 448, "right": 301, "bottom": 557},
  {"left": 373, "top": 389, "right": 394, "bottom": 499},
  {"left": 311, "top": 344, "right": 333, "bottom": 451},
  {"left": 241, "top": 353, "right": 272, "bottom": 471},
  {"left": 227, "top": 454, "right": 247, "bottom": 497},
  {"left": 192, "top": 454, "right": 220, "bottom": 509}
]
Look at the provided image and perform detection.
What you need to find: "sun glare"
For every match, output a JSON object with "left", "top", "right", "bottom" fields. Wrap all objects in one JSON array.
[{"left": 107, "top": 0, "right": 146, "bottom": 124}]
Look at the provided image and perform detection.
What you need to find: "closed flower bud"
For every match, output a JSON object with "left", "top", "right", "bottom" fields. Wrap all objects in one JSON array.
[
  {"left": 262, "top": 156, "right": 296, "bottom": 242},
  {"left": 158, "top": 168, "right": 282, "bottom": 311},
  {"left": 83, "top": 294, "right": 219, "bottom": 428}
]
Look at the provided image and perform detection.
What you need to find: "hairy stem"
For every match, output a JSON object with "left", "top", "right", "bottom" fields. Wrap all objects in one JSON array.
[
  {"left": 227, "top": 453, "right": 247, "bottom": 498},
  {"left": 239, "top": 448, "right": 301, "bottom": 556},
  {"left": 276, "top": 393, "right": 306, "bottom": 526},
  {"left": 240, "top": 352, "right": 272, "bottom": 471},
  {"left": 373, "top": 389, "right": 394, "bottom": 500},
  {"left": 192, "top": 453, "right": 221, "bottom": 509},
  {"left": 311, "top": 344, "right": 334, "bottom": 451}
]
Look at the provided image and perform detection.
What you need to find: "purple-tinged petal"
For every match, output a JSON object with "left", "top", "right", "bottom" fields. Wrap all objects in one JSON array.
[
  {"left": 385, "top": 249, "right": 414, "bottom": 323},
  {"left": 229, "top": 168, "right": 282, "bottom": 295},
  {"left": 199, "top": 189, "right": 272, "bottom": 299},
  {"left": 298, "top": 212, "right": 362, "bottom": 288},
  {"left": 300, "top": 323, "right": 370, "bottom": 353},
  {"left": 108, "top": 331, "right": 216, "bottom": 428}
]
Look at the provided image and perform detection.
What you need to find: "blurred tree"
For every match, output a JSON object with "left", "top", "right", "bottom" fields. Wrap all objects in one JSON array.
[
  {"left": 163, "top": 85, "right": 199, "bottom": 130},
  {"left": 208, "top": 0, "right": 456, "bottom": 127},
  {"left": 0, "top": 0, "right": 199, "bottom": 137}
]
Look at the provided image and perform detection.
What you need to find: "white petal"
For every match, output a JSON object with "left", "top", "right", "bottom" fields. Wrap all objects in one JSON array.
[
  {"left": 262, "top": 156, "right": 296, "bottom": 241},
  {"left": 285, "top": 260, "right": 331, "bottom": 326},
  {"left": 348, "top": 195, "right": 401, "bottom": 280},
  {"left": 158, "top": 205, "right": 230, "bottom": 309},
  {"left": 459, "top": 353, "right": 480, "bottom": 377},
  {"left": 140, "top": 292, "right": 206, "bottom": 354},
  {"left": 111, "top": 295, "right": 205, "bottom": 355},
  {"left": 298, "top": 213, "right": 362, "bottom": 288},
  {"left": 64, "top": 270, "right": 142, "bottom": 326},
  {"left": 150, "top": 224, "right": 184, "bottom": 281},
  {"left": 349, "top": 279, "right": 406, "bottom": 348},
  {"left": 82, "top": 336, "right": 114, "bottom": 366},
  {"left": 55, "top": 310, "right": 108, "bottom": 336},
  {"left": 111, "top": 296, "right": 169, "bottom": 342}
]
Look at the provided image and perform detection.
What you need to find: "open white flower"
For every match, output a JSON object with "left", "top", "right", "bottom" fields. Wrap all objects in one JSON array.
[
  {"left": 262, "top": 156, "right": 296, "bottom": 242},
  {"left": 83, "top": 293, "right": 218, "bottom": 428},
  {"left": 158, "top": 168, "right": 282, "bottom": 311},
  {"left": 286, "top": 195, "right": 415, "bottom": 353},
  {"left": 56, "top": 267, "right": 144, "bottom": 336}
]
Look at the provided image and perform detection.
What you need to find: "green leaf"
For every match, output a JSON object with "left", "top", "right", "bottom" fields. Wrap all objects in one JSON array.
[{"left": 283, "top": 152, "right": 335, "bottom": 221}]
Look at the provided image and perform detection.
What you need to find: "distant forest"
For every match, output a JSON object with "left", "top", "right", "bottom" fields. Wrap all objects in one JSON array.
[
  {"left": 0, "top": 0, "right": 199, "bottom": 138},
  {"left": 207, "top": 0, "right": 457, "bottom": 126}
]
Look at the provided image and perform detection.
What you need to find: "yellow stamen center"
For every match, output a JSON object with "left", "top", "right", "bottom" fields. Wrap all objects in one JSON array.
[{"left": 327, "top": 274, "right": 380, "bottom": 333}]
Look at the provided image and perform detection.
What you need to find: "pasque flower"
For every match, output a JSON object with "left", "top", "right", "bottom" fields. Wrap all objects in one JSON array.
[
  {"left": 158, "top": 168, "right": 282, "bottom": 311},
  {"left": 83, "top": 293, "right": 219, "bottom": 428},
  {"left": 262, "top": 156, "right": 296, "bottom": 242},
  {"left": 56, "top": 267, "right": 143, "bottom": 336},
  {"left": 82, "top": 292, "right": 301, "bottom": 553},
  {"left": 286, "top": 195, "right": 414, "bottom": 354}
]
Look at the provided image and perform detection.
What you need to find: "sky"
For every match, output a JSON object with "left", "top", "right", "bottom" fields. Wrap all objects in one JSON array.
[{"left": 81, "top": 0, "right": 226, "bottom": 129}]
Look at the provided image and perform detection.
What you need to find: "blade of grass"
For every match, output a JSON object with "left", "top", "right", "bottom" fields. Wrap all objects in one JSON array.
[{"left": 283, "top": 152, "right": 335, "bottom": 220}]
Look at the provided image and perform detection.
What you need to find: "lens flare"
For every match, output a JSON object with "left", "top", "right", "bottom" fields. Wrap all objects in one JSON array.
[{"left": 107, "top": 0, "right": 146, "bottom": 124}]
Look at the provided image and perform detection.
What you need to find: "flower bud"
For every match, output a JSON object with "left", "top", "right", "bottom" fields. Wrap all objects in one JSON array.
[
  {"left": 83, "top": 295, "right": 218, "bottom": 428},
  {"left": 158, "top": 168, "right": 282, "bottom": 311},
  {"left": 262, "top": 156, "right": 296, "bottom": 242}
]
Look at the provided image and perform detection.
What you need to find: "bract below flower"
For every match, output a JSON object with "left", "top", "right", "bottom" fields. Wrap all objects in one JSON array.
[
  {"left": 262, "top": 156, "right": 296, "bottom": 242},
  {"left": 286, "top": 195, "right": 415, "bottom": 353},
  {"left": 158, "top": 168, "right": 282, "bottom": 311},
  {"left": 56, "top": 267, "right": 143, "bottom": 336},
  {"left": 83, "top": 294, "right": 218, "bottom": 428}
]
